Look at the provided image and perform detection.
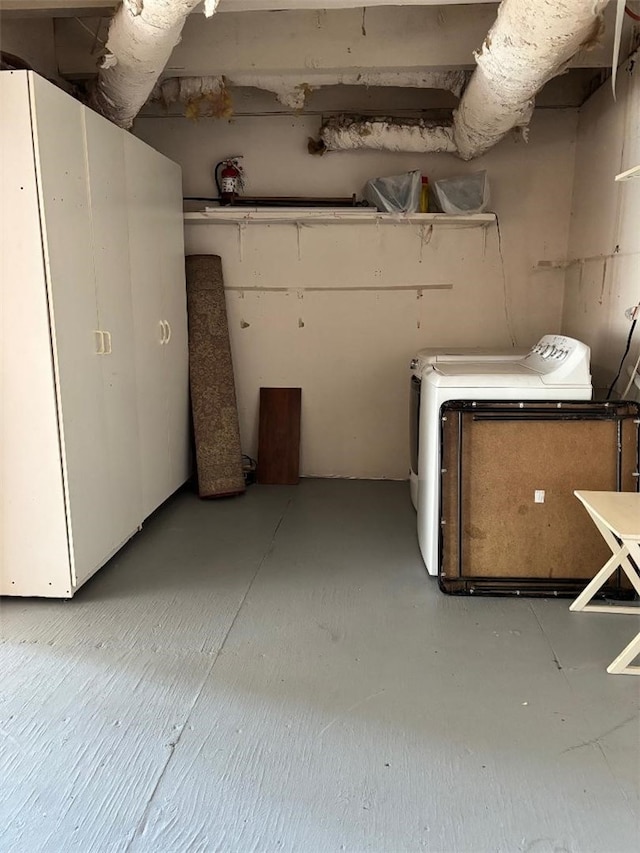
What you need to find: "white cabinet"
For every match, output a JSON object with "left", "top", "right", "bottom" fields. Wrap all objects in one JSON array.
[
  {"left": 84, "top": 109, "right": 143, "bottom": 567},
  {"left": 157, "top": 157, "right": 191, "bottom": 502},
  {"left": 0, "top": 73, "right": 72, "bottom": 597},
  {"left": 0, "top": 71, "right": 190, "bottom": 597},
  {"left": 31, "top": 72, "right": 115, "bottom": 589},
  {"left": 125, "top": 135, "right": 190, "bottom": 519}
]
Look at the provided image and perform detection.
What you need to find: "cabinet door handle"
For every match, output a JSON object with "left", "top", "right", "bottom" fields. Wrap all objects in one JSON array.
[
  {"left": 159, "top": 320, "right": 166, "bottom": 344},
  {"left": 103, "top": 330, "right": 112, "bottom": 354},
  {"left": 164, "top": 320, "right": 172, "bottom": 344},
  {"left": 94, "top": 330, "right": 105, "bottom": 355}
]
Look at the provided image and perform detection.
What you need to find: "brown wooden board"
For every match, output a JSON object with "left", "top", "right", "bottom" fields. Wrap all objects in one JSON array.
[
  {"left": 257, "top": 388, "right": 302, "bottom": 485},
  {"left": 186, "top": 255, "right": 245, "bottom": 499},
  {"left": 439, "top": 401, "right": 639, "bottom": 596}
]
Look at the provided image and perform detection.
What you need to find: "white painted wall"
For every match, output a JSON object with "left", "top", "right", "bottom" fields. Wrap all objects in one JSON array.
[
  {"left": 562, "top": 51, "right": 640, "bottom": 394},
  {"left": 0, "top": 18, "right": 58, "bottom": 80},
  {"left": 134, "top": 108, "right": 576, "bottom": 478}
]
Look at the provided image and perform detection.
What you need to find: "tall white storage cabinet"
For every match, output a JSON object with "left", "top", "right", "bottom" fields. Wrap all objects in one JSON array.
[
  {"left": 125, "top": 135, "right": 190, "bottom": 519},
  {"left": 0, "top": 71, "right": 190, "bottom": 597}
]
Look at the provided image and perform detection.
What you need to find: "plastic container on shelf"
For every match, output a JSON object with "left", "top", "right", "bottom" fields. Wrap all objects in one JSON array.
[
  {"left": 363, "top": 170, "right": 421, "bottom": 213},
  {"left": 433, "top": 171, "right": 490, "bottom": 215}
]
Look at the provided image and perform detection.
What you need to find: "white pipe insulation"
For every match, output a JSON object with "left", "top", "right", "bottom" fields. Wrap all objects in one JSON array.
[
  {"left": 320, "top": 117, "right": 456, "bottom": 154},
  {"left": 154, "top": 70, "right": 467, "bottom": 111},
  {"left": 91, "top": 0, "right": 218, "bottom": 128},
  {"left": 453, "top": 0, "right": 610, "bottom": 159},
  {"left": 92, "top": 0, "right": 610, "bottom": 154},
  {"left": 320, "top": 0, "right": 610, "bottom": 158}
]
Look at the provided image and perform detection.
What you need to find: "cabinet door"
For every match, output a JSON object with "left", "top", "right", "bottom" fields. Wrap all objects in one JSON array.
[
  {"left": 84, "top": 108, "right": 142, "bottom": 550},
  {"left": 0, "top": 72, "right": 72, "bottom": 597},
  {"left": 160, "top": 160, "right": 191, "bottom": 493},
  {"left": 30, "top": 74, "right": 113, "bottom": 585},
  {"left": 124, "top": 134, "right": 171, "bottom": 518}
]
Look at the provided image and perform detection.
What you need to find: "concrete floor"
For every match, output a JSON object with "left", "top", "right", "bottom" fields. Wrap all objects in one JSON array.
[{"left": 1, "top": 480, "right": 638, "bottom": 853}]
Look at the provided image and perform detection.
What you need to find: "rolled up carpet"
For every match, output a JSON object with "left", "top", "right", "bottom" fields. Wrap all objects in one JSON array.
[{"left": 185, "top": 254, "right": 245, "bottom": 498}]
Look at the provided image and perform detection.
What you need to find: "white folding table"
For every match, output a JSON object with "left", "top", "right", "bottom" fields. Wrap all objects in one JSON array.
[{"left": 570, "top": 490, "right": 640, "bottom": 675}]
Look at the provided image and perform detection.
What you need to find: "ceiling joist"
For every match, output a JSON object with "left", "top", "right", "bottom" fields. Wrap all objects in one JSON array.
[
  {"left": 55, "top": 4, "right": 620, "bottom": 82},
  {"left": 1, "top": 0, "right": 500, "bottom": 12}
]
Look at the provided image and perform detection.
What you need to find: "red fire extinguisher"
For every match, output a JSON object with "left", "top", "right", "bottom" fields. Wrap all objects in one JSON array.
[{"left": 215, "top": 157, "right": 244, "bottom": 206}]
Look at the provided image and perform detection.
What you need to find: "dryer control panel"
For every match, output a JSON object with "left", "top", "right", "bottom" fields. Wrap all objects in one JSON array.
[{"left": 523, "top": 335, "right": 591, "bottom": 384}]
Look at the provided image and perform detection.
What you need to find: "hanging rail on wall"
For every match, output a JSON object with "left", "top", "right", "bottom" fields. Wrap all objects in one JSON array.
[
  {"left": 615, "top": 165, "right": 640, "bottom": 181},
  {"left": 533, "top": 248, "right": 640, "bottom": 271}
]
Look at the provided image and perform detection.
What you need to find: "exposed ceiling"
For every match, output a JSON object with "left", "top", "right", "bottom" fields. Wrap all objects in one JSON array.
[
  {"left": 2, "top": 0, "right": 501, "bottom": 12},
  {"left": 2, "top": 1, "right": 639, "bottom": 156},
  {"left": 49, "top": 4, "right": 622, "bottom": 104}
]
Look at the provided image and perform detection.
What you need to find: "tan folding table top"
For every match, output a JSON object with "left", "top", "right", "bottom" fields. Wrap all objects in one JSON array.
[{"left": 574, "top": 491, "right": 640, "bottom": 541}]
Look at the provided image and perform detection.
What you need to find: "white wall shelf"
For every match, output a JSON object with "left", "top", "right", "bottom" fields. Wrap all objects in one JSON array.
[
  {"left": 614, "top": 165, "right": 640, "bottom": 181},
  {"left": 184, "top": 209, "right": 496, "bottom": 227}
]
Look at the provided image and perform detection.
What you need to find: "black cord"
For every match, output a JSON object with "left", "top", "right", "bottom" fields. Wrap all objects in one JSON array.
[
  {"left": 492, "top": 212, "right": 517, "bottom": 347},
  {"left": 606, "top": 318, "right": 637, "bottom": 400},
  {"left": 242, "top": 454, "right": 257, "bottom": 486},
  {"left": 214, "top": 161, "right": 224, "bottom": 197}
]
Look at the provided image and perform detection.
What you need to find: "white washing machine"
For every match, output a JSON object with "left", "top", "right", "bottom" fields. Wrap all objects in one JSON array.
[
  {"left": 409, "top": 347, "right": 526, "bottom": 511},
  {"left": 413, "top": 335, "right": 593, "bottom": 576}
]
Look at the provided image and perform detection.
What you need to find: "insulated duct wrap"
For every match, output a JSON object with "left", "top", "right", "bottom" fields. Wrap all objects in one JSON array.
[
  {"left": 316, "top": 0, "right": 610, "bottom": 159},
  {"left": 320, "top": 116, "right": 456, "bottom": 154},
  {"left": 91, "top": 0, "right": 215, "bottom": 128},
  {"left": 153, "top": 70, "right": 468, "bottom": 111},
  {"left": 453, "top": 0, "right": 609, "bottom": 160}
]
